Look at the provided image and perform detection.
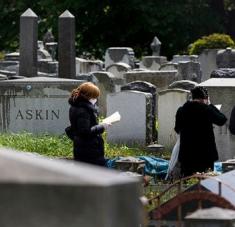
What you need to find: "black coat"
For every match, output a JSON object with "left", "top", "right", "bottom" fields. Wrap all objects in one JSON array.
[
  {"left": 175, "top": 101, "right": 227, "bottom": 176},
  {"left": 229, "top": 105, "right": 235, "bottom": 134},
  {"left": 68, "top": 97, "right": 106, "bottom": 166}
]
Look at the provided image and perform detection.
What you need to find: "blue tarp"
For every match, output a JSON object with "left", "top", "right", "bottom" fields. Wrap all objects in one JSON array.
[{"left": 106, "top": 156, "right": 169, "bottom": 177}]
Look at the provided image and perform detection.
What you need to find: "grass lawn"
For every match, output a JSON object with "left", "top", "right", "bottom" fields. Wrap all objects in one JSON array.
[{"left": 0, "top": 132, "right": 170, "bottom": 160}]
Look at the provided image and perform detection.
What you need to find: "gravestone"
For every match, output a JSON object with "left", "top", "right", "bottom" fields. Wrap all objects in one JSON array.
[
  {"left": 198, "top": 49, "right": 220, "bottom": 82},
  {"left": 171, "top": 55, "right": 198, "bottom": 63},
  {"left": 121, "top": 81, "right": 158, "bottom": 142},
  {"left": 139, "top": 56, "right": 167, "bottom": 70},
  {"left": 185, "top": 207, "right": 235, "bottom": 227},
  {"left": 168, "top": 80, "right": 198, "bottom": 90},
  {"left": 159, "top": 63, "right": 178, "bottom": 71},
  {"left": 216, "top": 47, "right": 235, "bottom": 68},
  {"left": 106, "top": 62, "right": 131, "bottom": 79},
  {"left": 19, "top": 8, "right": 38, "bottom": 77},
  {"left": 104, "top": 47, "right": 135, "bottom": 69},
  {"left": 58, "top": 10, "right": 76, "bottom": 79},
  {"left": 0, "top": 77, "right": 84, "bottom": 134},
  {"left": 124, "top": 70, "right": 178, "bottom": 91},
  {"left": 200, "top": 78, "right": 235, "bottom": 160},
  {"left": 158, "top": 89, "right": 190, "bottom": 149},
  {"left": 211, "top": 68, "right": 235, "bottom": 78},
  {"left": 177, "top": 61, "right": 202, "bottom": 82},
  {"left": 91, "top": 71, "right": 124, "bottom": 116},
  {"left": 76, "top": 57, "right": 103, "bottom": 75},
  {"left": 0, "top": 148, "right": 141, "bottom": 227},
  {"left": 107, "top": 91, "right": 153, "bottom": 145}
]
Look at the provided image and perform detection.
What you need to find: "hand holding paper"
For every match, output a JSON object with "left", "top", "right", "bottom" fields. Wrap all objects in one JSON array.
[{"left": 102, "top": 111, "right": 121, "bottom": 125}]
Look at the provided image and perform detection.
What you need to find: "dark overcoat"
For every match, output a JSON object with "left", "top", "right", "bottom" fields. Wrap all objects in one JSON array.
[
  {"left": 175, "top": 101, "right": 227, "bottom": 176},
  {"left": 68, "top": 97, "right": 105, "bottom": 166}
]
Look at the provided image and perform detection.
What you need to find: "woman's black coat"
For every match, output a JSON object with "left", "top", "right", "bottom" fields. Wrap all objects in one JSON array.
[
  {"left": 175, "top": 101, "right": 227, "bottom": 176},
  {"left": 68, "top": 97, "right": 105, "bottom": 166}
]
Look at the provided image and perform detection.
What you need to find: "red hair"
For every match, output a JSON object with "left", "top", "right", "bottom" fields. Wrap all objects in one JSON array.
[{"left": 71, "top": 82, "right": 100, "bottom": 100}]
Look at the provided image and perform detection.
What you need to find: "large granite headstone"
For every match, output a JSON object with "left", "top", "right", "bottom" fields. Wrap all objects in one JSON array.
[
  {"left": 0, "top": 77, "right": 84, "bottom": 134},
  {"left": 58, "top": 10, "right": 76, "bottom": 79},
  {"left": 158, "top": 89, "right": 190, "bottom": 149},
  {"left": 200, "top": 78, "right": 235, "bottom": 160},
  {"left": 0, "top": 148, "right": 141, "bottom": 227},
  {"left": 104, "top": 47, "right": 135, "bottom": 69},
  {"left": 107, "top": 91, "right": 153, "bottom": 145},
  {"left": 19, "top": 8, "right": 38, "bottom": 77},
  {"left": 121, "top": 81, "right": 158, "bottom": 142}
]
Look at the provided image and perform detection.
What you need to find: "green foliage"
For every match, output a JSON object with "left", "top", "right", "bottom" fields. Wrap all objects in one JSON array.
[
  {"left": 0, "top": 0, "right": 229, "bottom": 59},
  {"left": 188, "top": 33, "right": 235, "bottom": 55}
]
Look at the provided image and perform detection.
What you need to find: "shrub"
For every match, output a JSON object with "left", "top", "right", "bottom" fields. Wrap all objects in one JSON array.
[{"left": 188, "top": 33, "right": 235, "bottom": 55}]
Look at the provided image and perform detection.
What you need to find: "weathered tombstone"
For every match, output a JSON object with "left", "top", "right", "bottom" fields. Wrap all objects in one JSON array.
[
  {"left": 200, "top": 78, "right": 235, "bottom": 160},
  {"left": 159, "top": 63, "right": 178, "bottom": 71},
  {"left": 58, "top": 10, "right": 76, "bottom": 79},
  {"left": 104, "top": 47, "right": 135, "bottom": 69},
  {"left": 177, "top": 61, "right": 202, "bottom": 82},
  {"left": 158, "top": 89, "right": 190, "bottom": 149},
  {"left": 0, "top": 77, "right": 84, "bottom": 134},
  {"left": 198, "top": 49, "right": 220, "bottom": 82},
  {"left": 0, "top": 148, "right": 141, "bottom": 227},
  {"left": 121, "top": 81, "right": 158, "bottom": 142},
  {"left": 139, "top": 56, "right": 167, "bottom": 70},
  {"left": 211, "top": 68, "right": 235, "bottom": 78},
  {"left": 19, "top": 8, "right": 38, "bottom": 77},
  {"left": 91, "top": 71, "right": 124, "bottom": 116},
  {"left": 168, "top": 80, "right": 198, "bottom": 90},
  {"left": 216, "top": 47, "right": 235, "bottom": 68},
  {"left": 76, "top": 57, "right": 103, "bottom": 75},
  {"left": 124, "top": 70, "right": 178, "bottom": 91},
  {"left": 185, "top": 207, "right": 235, "bottom": 227},
  {"left": 106, "top": 62, "right": 131, "bottom": 79},
  {"left": 171, "top": 54, "right": 198, "bottom": 63},
  {"left": 107, "top": 90, "right": 153, "bottom": 145}
]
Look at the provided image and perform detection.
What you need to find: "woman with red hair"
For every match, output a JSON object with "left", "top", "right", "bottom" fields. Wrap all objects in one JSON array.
[{"left": 68, "top": 82, "right": 110, "bottom": 166}]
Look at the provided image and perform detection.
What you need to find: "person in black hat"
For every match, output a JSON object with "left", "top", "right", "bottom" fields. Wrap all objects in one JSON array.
[{"left": 174, "top": 86, "right": 227, "bottom": 177}]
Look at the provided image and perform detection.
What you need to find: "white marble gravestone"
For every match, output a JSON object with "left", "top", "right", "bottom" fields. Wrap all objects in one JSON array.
[
  {"left": 107, "top": 90, "right": 152, "bottom": 145},
  {"left": 158, "top": 89, "right": 190, "bottom": 149}
]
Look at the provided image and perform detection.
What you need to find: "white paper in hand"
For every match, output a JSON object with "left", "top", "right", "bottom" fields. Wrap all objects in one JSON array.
[
  {"left": 102, "top": 111, "right": 121, "bottom": 124},
  {"left": 215, "top": 104, "right": 222, "bottom": 110}
]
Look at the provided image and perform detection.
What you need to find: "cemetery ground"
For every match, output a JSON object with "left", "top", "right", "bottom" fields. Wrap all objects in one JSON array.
[
  {"left": 0, "top": 131, "right": 175, "bottom": 207},
  {"left": 0, "top": 132, "right": 212, "bottom": 217}
]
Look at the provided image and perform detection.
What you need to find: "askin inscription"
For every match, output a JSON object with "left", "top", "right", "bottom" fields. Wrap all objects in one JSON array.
[{"left": 15, "top": 109, "right": 60, "bottom": 120}]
